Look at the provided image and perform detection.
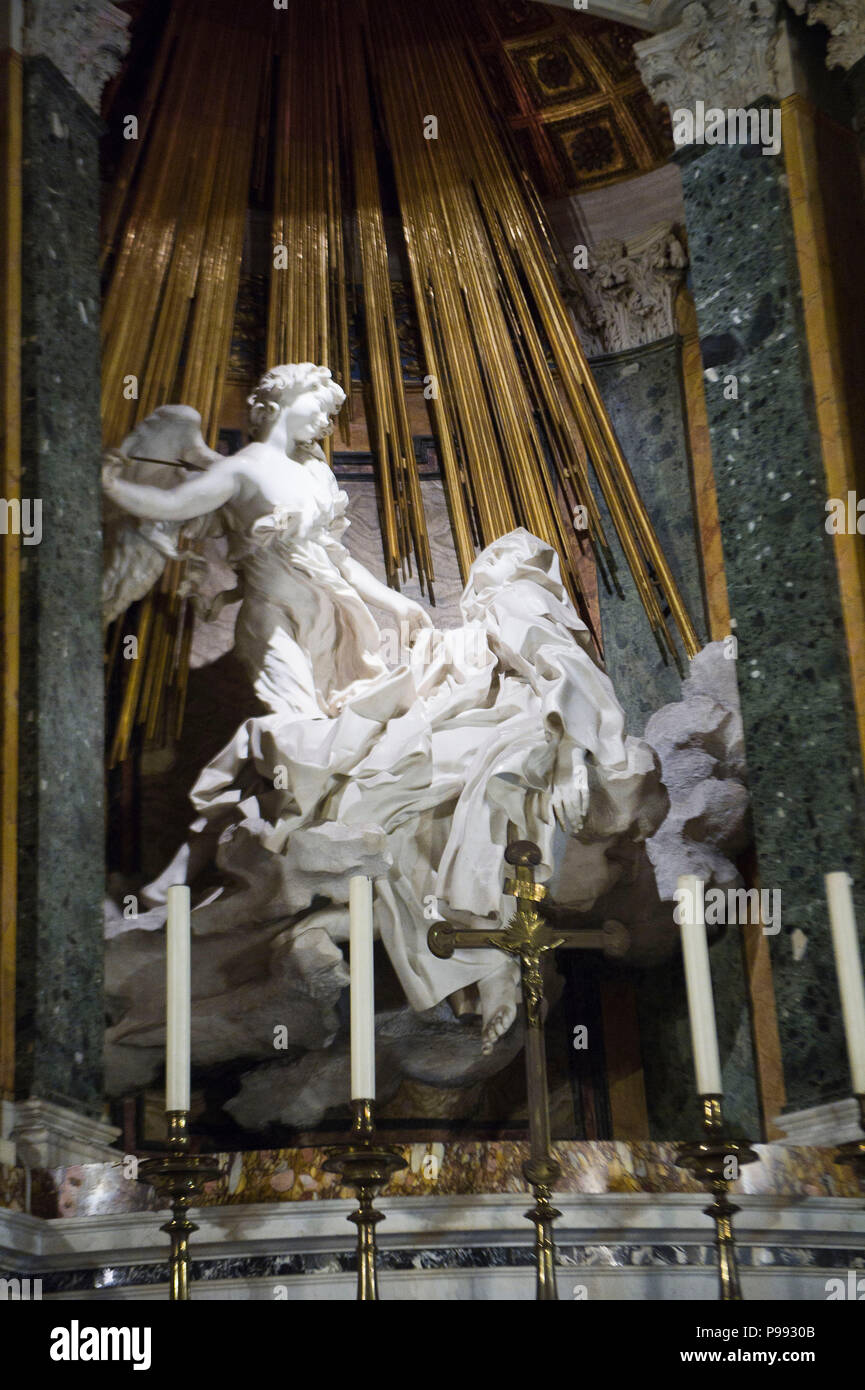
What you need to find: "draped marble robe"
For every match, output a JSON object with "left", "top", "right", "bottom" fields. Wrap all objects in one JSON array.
[{"left": 134, "top": 521, "right": 663, "bottom": 1039}]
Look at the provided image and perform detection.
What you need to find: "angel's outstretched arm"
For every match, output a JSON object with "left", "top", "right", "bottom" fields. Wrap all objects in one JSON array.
[
  {"left": 335, "top": 552, "right": 405, "bottom": 612},
  {"left": 103, "top": 459, "right": 237, "bottom": 523}
]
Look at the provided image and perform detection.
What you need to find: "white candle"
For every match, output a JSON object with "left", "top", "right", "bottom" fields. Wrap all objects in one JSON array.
[
  {"left": 825, "top": 872, "right": 865, "bottom": 1095},
  {"left": 166, "top": 885, "right": 191, "bottom": 1112},
  {"left": 676, "top": 874, "right": 723, "bottom": 1095},
  {"left": 349, "top": 875, "right": 375, "bottom": 1100}
]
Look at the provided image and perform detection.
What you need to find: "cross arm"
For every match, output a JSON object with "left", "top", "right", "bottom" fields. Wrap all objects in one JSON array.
[{"left": 427, "top": 918, "right": 628, "bottom": 960}]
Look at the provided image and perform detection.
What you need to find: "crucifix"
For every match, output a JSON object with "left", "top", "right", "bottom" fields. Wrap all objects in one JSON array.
[{"left": 428, "top": 839, "right": 629, "bottom": 1300}]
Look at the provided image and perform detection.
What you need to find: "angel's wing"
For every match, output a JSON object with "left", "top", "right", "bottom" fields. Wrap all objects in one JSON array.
[{"left": 102, "top": 405, "right": 225, "bottom": 629}]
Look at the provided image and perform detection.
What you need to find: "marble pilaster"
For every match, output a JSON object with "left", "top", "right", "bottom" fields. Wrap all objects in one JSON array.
[
  {"left": 15, "top": 3, "right": 127, "bottom": 1148},
  {"left": 637, "top": 3, "right": 865, "bottom": 1113},
  {"left": 579, "top": 335, "right": 760, "bottom": 1139},
  {"left": 553, "top": 183, "right": 759, "bottom": 1137},
  {"left": 589, "top": 335, "right": 708, "bottom": 729}
]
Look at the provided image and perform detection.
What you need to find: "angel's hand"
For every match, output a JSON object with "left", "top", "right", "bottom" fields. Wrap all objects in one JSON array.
[
  {"left": 101, "top": 452, "right": 126, "bottom": 494},
  {"left": 392, "top": 596, "right": 433, "bottom": 645}
]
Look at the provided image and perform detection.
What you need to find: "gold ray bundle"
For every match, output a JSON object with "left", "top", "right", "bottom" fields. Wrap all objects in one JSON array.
[{"left": 101, "top": 0, "right": 698, "bottom": 763}]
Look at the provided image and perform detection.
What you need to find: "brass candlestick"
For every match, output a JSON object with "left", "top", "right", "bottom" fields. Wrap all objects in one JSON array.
[
  {"left": 676, "top": 1095, "right": 758, "bottom": 1301},
  {"left": 834, "top": 1093, "right": 865, "bottom": 1184},
  {"left": 429, "top": 840, "right": 626, "bottom": 1300},
  {"left": 323, "top": 1098, "right": 407, "bottom": 1301},
  {"left": 137, "top": 1110, "right": 220, "bottom": 1301}
]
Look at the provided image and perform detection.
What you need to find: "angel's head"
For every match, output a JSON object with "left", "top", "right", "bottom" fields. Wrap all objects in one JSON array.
[{"left": 247, "top": 364, "right": 345, "bottom": 449}]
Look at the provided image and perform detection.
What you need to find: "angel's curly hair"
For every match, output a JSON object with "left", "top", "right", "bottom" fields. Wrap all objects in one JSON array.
[{"left": 247, "top": 363, "right": 345, "bottom": 441}]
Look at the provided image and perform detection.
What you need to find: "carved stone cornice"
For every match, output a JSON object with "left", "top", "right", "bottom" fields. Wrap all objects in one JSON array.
[
  {"left": 634, "top": 0, "right": 781, "bottom": 113},
  {"left": 22, "top": 0, "right": 130, "bottom": 113},
  {"left": 787, "top": 0, "right": 865, "bottom": 72},
  {"left": 566, "top": 224, "right": 688, "bottom": 357}
]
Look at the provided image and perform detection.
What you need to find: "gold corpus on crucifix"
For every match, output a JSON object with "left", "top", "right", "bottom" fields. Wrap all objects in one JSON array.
[{"left": 428, "top": 840, "right": 628, "bottom": 1301}]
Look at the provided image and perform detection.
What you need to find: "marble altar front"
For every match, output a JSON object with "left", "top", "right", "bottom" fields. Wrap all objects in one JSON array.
[{"left": 2, "top": 1140, "right": 863, "bottom": 1301}]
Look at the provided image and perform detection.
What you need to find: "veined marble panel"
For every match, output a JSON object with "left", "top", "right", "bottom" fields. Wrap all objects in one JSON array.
[{"left": 1, "top": 1140, "right": 860, "bottom": 1224}]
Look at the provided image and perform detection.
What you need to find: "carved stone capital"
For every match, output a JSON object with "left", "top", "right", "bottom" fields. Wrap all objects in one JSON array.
[
  {"left": 23, "top": 0, "right": 130, "bottom": 113},
  {"left": 634, "top": 0, "right": 781, "bottom": 113},
  {"left": 787, "top": 0, "right": 865, "bottom": 72},
  {"left": 567, "top": 223, "right": 688, "bottom": 357}
]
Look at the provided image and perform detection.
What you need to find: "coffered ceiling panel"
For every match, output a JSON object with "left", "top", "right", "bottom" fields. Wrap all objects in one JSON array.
[{"left": 478, "top": 0, "right": 672, "bottom": 194}]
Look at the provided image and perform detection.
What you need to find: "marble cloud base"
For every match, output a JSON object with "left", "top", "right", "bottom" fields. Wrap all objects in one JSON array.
[{"left": 1, "top": 1141, "right": 863, "bottom": 1301}]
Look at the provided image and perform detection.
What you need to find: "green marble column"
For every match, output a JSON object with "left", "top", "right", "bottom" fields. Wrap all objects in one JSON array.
[
  {"left": 588, "top": 336, "right": 759, "bottom": 1140},
  {"left": 676, "top": 125, "right": 865, "bottom": 1113},
  {"left": 16, "top": 55, "right": 106, "bottom": 1122},
  {"left": 591, "top": 336, "right": 708, "bottom": 728}
]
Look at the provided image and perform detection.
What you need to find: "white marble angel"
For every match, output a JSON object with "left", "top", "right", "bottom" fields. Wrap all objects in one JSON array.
[
  {"left": 103, "top": 363, "right": 665, "bottom": 1064},
  {"left": 102, "top": 405, "right": 223, "bottom": 629},
  {"left": 103, "top": 366, "right": 432, "bottom": 707}
]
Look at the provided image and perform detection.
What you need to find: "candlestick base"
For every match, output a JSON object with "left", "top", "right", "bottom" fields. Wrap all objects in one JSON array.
[
  {"left": 137, "top": 1110, "right": 220, "bottom": 1301},
  {"left": 676, "top": 1095, "right": 758, "bottom": 1302},
  {"left": 323, "top": 1099, "right": 407, "bottom": 1301},
  {"left": 834, "top": 1094, "right": 865, "bottom": 1184}
]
